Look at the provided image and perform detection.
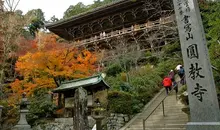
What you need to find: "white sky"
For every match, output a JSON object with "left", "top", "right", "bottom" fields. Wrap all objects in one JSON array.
[{"left": 16, "top": 0, "right": 94, "bottom": 21}]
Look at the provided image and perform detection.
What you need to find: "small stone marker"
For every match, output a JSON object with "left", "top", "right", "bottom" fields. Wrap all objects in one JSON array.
[
  {"left": 173, "top": 0, "right": 220, "bottom": 129},
  {"left": 73, "top": 87, "right": 89, "bottom": 130}
]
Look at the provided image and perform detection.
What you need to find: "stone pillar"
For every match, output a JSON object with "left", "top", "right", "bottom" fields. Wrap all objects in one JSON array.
[
  {"left": 0, "top": 105, "right": 3, "bottom": 119},
  {"left": 73, "top": 87, "right": 89, "bottom": 130},
  {"left": 13, "top": 95, "right": 31, "bottom": 130},
  {"left": 173, "top": 0, "right": 220, "bottom": 129},
  {"left": 95, "top": 118, "right": 103, "bottom": 130},
  {"left": 0, "top": 105, "right": 3, "bottom": 129}
]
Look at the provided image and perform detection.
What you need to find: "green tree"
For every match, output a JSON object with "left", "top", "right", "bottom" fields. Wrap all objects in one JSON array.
[
  {"left": 25, "top": 9, "right": 45, "bottom": 22},
  {"left": 25, "top": 9, "right": 45, "bottom": 37},
  {"left": 63, "top": 2, "right": 88, "bottom": 19},
  {"left": 63, "top": 0, "right": 121, "bottom": 19},
  {"left": 199, "top": 1, "right": 220, "bottom": 89}
]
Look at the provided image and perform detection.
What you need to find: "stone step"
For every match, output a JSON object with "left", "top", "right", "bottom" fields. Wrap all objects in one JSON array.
[
  {"left": 130, "top": 120, "right": 188, "bottom": 127},
  {"left": 135, "top": 115, "right": 188, "bottom": 121},
  {"left": 128, "top": 123, "right": 186, "bottom": 128},
  {"left": 139, "top": 111, "right": 186, "bottom": 118},
  {"left": 121, "top": 89, "right": 188, "bottom": 130},
  {"left": 126, "top": 128, "right": 186, "bottom": 130}
]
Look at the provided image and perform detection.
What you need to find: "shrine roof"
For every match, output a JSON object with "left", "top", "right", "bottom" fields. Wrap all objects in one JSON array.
[
  {"left": 45, "top": 0, "right": 143, "bottom": 40},
  {"left": 52, "top": 74, "right": 110, "bottom": 92}
]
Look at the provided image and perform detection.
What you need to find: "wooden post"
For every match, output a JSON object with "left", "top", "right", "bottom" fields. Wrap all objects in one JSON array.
[
  {"left": 73, "top": 87, "right": 89, "bottom": 130},
  {"left": 58, "top": 93, "right": 62, "bottom": 108},
  {"left": 162, "top": 100, "right": 165, "bottom": 117},
  {"left": 143, "top": 119, "right": 146, "bottom": 130}
]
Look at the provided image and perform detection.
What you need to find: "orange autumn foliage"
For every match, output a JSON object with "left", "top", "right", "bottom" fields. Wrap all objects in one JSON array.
[{"left": 10, "top": 33, "right": 97, "bottom": 97}]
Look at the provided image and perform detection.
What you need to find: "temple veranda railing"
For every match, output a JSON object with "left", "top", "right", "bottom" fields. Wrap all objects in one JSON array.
[{"left": 72, "top": 15, "right": 176, "bottom": 47}]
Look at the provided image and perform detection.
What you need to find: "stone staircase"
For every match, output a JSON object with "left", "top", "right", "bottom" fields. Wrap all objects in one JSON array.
[{"left": 120, "top": 89, "right": 188, "bottom": 130}]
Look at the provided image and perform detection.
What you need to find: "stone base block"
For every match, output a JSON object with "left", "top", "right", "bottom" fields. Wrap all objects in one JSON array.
[
  {"left": 13, "top": 125, "right": 31, "bottom": 130},
  {"left": 187, "top": 122, "right": 220, "bottom": 130}
]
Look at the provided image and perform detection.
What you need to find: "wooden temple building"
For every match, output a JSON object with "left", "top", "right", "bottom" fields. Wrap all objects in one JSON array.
[
  {"left": 46, "top": 0, "right": 177, "bottom": 116},
  {"left": 46, "top": 0, "right": 177, "bottom": 63}
]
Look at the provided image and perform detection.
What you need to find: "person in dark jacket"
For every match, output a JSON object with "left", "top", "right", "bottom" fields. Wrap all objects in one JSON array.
[{"left": 178, "top": 66, "right": 185, "bottom": 85}]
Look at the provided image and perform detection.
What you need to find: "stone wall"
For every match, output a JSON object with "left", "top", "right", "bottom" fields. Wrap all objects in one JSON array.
[
  {"left": 33, "top": 117, "right": 95, "bottom": 130},
  {"left": 32, "top": 114, "right": 131, "bottom": 130},
  {"left": 33, "top": 123, "right": 73, "bottom": 130},
  {"left": 107, "top": 113, "right": 132, "bottom": 130}
]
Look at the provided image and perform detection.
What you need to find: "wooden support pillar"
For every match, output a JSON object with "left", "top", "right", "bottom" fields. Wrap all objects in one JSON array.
[{"left": 58, "top": 93, "right": 62, "bottom": 108}]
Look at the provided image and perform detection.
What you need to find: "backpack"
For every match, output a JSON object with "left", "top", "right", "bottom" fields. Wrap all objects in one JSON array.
[{"left": 178, "top": 68, "right": 184, "bottom": 75}]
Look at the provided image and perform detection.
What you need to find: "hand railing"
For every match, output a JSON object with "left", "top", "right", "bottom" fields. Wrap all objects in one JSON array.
[
  {"left": 142, "top": 90, "right": 167, "bottom": 130},
  {"left": 143, "top": 78, "right": 184, "bottom": 130}
]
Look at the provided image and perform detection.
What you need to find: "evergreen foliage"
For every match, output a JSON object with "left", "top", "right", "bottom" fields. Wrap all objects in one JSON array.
[
  {"left": 25, "top": 9, "right": 45, "bottom": 37},
  {"left": 63, "top": 0, "right": 120, "bottom": 19},
  {"left": 27, "top": 88, "right": 57, "bottom": 126},
  {"left": 108, "top": 91, "right": 143, "bottom": 114},
  {"left": 200, "top": 1, "right": 220, "bottom": 89}
]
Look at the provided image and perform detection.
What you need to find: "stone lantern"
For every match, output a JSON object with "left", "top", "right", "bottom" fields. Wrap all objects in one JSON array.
[
  {"left": 92, "top": 101, "right": 106, "bottom": 130},
  {"left": 13, "top": 93, "right": 31, "bottom": 130}
]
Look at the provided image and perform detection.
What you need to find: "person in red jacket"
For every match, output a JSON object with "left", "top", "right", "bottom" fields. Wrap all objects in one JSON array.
[{"left": 162, "top": 76, "right": 172, "bottom": 95}]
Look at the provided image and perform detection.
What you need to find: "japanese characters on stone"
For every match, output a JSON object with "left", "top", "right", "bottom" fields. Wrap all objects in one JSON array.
[
  {"left": 189, "top": 63, "right": 205, "bottom": 80},
  {"left": 191, "top": 83, "right": 207, "bottom": 102},
  {"left": 177, "top": 0, "right": 207, "bottom": 102},
  {"left": 187, "top": 44, "right": 199, "bottom": 59}
]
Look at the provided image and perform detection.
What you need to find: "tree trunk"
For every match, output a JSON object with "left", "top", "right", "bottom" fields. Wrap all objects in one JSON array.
[{"left": 0, "top": 69, "right": 5, "bottom": 99}]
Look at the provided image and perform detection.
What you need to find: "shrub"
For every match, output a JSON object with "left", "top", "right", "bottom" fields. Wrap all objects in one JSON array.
[
  {"left": 162, "top": 42, "right": 181, "bottom": 55},
  {"left": 105, "top": 63, "right": 122, "bottom": 77},
  {"left": 156, "top": 59, "right": 182, "bottom": 77},
  {"left": 105, "top": 75, "right": 123, "bottom": 91},
  {"left": 27, "top": 89, "right": 57, "bottom": 126},
  {"left": 0, "top": 99, "right": 19, "bottom": 128},
  {"left": 128, "top": 66, "right": 161, "bottom": 104},
  {"left": 107, "top": 91, "right": 143, "bottom": 115}
]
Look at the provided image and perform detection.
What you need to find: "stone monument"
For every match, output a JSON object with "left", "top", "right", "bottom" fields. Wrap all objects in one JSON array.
[
  {"left": 13, "top": 94, "right": 31, "bottom": 130},
  {"left": 173, "top": 0, "right": 220, "bottom": 129},
  {"left": 73, "top": 87, "right": 89, "bottom": 130}
]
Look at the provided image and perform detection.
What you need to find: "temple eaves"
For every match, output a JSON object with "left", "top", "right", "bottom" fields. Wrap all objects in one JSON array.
[{"left": 45, "top": 0, "right": 173, "bottom": 41}]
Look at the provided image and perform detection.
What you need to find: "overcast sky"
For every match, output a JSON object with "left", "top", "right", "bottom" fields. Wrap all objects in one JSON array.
[{"left": 16, "top": 0, "right": 94, "bottom": 20}]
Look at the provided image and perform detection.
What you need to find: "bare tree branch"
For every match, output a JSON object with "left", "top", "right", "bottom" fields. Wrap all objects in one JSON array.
[
  {"left": 13, "top": 0, "right": 20, "bottom": 12},
  {"left": 3, "top": 0, "right": 20, "bottom": 12}
]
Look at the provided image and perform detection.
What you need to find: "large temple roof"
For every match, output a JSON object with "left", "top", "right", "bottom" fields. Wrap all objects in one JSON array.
[
  {"left": 46, "top": 0, "right": 132, "bottom": 28},
  {"left": 45, "top": 0, "right": 163, "bottom": 40},
  {"left": 45, "top": 0, "right": 140, "bottom": 26}
]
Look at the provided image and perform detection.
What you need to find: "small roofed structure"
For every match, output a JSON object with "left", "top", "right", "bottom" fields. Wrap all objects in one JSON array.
[
  {"left": 53, "top": 74, "right": 110, "bottom": 93},
  {"left": 53, "top": 74, "right": 110, "bottom": 117}
]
